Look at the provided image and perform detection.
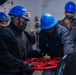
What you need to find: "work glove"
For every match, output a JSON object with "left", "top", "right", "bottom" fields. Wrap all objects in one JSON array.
[{"left": 22, "top": 62, "right": 34, "bottom": 73}]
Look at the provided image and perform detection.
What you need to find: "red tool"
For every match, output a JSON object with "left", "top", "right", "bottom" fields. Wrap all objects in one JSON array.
[{"left": 25, "top": 57, "right": 61, "bottom": 71}]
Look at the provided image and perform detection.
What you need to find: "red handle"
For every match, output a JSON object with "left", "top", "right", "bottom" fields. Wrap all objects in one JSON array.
[{"left": 25, "top": 57, "right": 61, "bottom": 70}]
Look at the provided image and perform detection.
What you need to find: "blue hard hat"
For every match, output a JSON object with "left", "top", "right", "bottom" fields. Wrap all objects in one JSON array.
[
  {"left": 8, "top": 6, "right": 29, "bottom": 21},
  {"left": 0, "top": 12, "right": 8, "bottom": 22},
  {"left": 40, "top": 13, "right": 58, "bottom": 29},
  {"left": 65, "top": 1, "right": 76, "bottom": 12}
]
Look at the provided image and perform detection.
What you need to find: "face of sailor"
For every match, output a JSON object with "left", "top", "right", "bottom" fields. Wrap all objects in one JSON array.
[
  {"left": 0, "top": 22, "right": 7, "bottom": 27},
  {"left": 13, "top": 17, "right": 28, "bottom": 31},
  {"left": 45, "top": 26, "right": 55, "bottom": 37}
]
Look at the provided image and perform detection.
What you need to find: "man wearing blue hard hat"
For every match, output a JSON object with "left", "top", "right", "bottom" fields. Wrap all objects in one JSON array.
[
  {"left": 0, "top": 12, "right": 8, "bottom": 28},
  {"left": 39, "top": 13, "right": 74, "bottom": 75},
  {"left": 59, "top": 1, "right": 76, "bottom": 50},
  {"left": 0, "top": 6, "right": 33, "bottom": 75}
]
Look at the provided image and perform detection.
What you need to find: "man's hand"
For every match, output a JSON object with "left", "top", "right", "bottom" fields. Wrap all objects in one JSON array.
[
  {"left": 29, "top": 29, "right": 34, "bottom": 37},
  {"left": 23, "top": 62, "right": 34, "bottom": 73}
]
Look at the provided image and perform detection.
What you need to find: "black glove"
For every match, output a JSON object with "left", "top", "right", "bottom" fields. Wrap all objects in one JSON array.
[{"left": 22, "top": 62, "right": 34, "bottom": 73}]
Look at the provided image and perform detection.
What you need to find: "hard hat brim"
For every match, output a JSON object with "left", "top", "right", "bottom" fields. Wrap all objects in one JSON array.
[{"left": 22, "top": 16, "right": 30, "bottom": 21}]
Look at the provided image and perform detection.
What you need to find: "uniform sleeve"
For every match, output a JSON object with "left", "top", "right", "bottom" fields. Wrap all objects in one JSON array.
[
  {"left": 70, "top": 26, "right": 76, "bottom": 43},
  {"left": 39, "top": 33, "right": 47, "bottom": 56},
  {"left": 60, "top": 26, "right": 74, "bottom": 55},
  {"left": 24, "top": 31, "right": 36, "bottom": 45},
  {"left": 0, "top": 30, "right": 28, "bottom": 70},
  {"left": 26, "top": 38, "right": 33, "bottom": 53}
]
